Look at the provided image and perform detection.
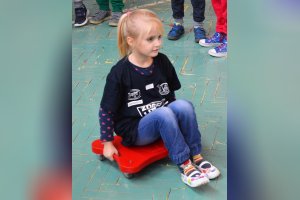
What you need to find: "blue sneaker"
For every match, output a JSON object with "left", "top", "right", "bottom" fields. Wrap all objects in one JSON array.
[
  {"left": 208, "top": 37, "right": 227, "bottom": 57},
  {"left": 167, "top": 23, "right": 185, "bottom": 40},
  {"left": 199, "top": 32, "right": 225, "bottom": 47},
  {"left": 194, "top": 27, "right": 206, "bottom": 43}
]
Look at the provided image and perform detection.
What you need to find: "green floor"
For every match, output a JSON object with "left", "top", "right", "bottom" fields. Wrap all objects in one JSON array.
[{"left": 72, "top": 1, "right": 227, "bottom": 199}]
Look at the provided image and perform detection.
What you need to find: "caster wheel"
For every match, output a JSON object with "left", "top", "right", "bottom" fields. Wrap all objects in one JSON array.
[
  {"left": 99, "top": 155, "right": 105, "bottom": 161},
  {"left": 123, "top": 173, "right": 134, "bottom": 179}
]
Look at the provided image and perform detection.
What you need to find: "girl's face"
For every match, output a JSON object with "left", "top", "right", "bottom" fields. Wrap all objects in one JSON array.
[{"left": 130, "top": 27, "right": 163, "bottom": 59}]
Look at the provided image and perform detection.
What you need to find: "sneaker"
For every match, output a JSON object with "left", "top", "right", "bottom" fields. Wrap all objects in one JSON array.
[
  {"left": 196, "top": 160, "right": 221, "bottom": 179},
  {"left": 89, "top": 10, "right": 111, "bottom": 25},
  {"left": 167, "top": 23, "right": 185, "bottom": 40},
  {"left": 199, "top": 32, "right": 225, "bottom": 47},
  {"left": 194, "top": 26, "right": 206, "bottom": 43},
  {"left": 108, "top": 12, "right": 122, "bottom": 27},
  {"left": 180, "top": 160, "right": 209, "bottom": 187},
  {"left": 74, "top": 4, "right": 89, "bottom": 27},
  {"left": 208, "top": 37, "right": 227, "bottom": 57}
]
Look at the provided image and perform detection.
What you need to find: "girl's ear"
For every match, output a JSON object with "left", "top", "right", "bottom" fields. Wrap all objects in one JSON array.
[{"left": 127, "top": 36, "right": 134, "bottom": 47}]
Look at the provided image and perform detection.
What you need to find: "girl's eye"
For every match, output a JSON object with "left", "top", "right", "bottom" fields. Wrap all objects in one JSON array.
[
  {"left": 158, "top": 35, "right": 162, "bottom": 40},
  {"left": 147, "top": 36, "right": 155, "bottom": 42}
]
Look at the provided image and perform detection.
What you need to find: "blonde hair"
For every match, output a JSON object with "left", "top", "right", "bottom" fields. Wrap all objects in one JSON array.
[{"left": 117, "top": 9, "right": 164, "bottom": 57}]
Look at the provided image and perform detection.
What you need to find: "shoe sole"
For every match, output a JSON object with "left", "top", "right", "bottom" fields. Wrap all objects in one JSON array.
[
  {"left": 74, "top": 10, "right": 90, "bottom": 27},
  {"left": 195, "top": 39, "right": 202, "bottom": 43},
  {"left": 195, "top": 37, "right": 206, "bottom": 43},
  {"left": 167, "top": 30, "right": 185, "bottom": 40},
  {"left": 167, "top": 35, "right": 184, "bottom": 40},
  {"left": 89, "top": 16, "right": 110, "bottom": 25},
  {"left": 208, "top": 50, "right": 227, "bottom": 58},
  {"left": 108, "top": 22, "right": 118, "bottom": 27},
  {"left": 199, "top": 41, "right": 221, "bottom": 47},
  {"left": 181, "top": 175, "right": 210, "bottom": 188},
  {"left": 206, "top": 169, "right": 221, "bottom": 179},
  {"left": 74, "top": 18, "right": 88, "bottom": 27}
]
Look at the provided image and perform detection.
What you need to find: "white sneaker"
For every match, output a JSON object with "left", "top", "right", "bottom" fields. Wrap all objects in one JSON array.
[
  {"left": 181, "top": 162, "right": 209, "bottom": 187},
  {"left": 197, "top": 160, "right": 221, "bottom": 179}
]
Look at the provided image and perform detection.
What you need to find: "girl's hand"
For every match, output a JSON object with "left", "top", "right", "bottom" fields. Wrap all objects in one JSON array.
[{"left": 103, "top": 141, "right": 119, "bottom": 161}]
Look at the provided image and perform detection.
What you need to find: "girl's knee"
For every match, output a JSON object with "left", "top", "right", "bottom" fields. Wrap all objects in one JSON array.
[
  {"left": 153, "top": 107, "right": 176, "bottom": 122},
  {"left": 169, "top": 99, "right": 194, "bottom": 113}
]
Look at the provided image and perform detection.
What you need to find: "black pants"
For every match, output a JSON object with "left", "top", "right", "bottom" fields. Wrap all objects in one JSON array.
[{"left": 171, "top": 0, "right": 205, "bottom": 22}]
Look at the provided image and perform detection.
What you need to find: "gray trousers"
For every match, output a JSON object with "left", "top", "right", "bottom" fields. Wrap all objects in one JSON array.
[{"left": 73, "top": 0, "right": 83, "bottom": 8}]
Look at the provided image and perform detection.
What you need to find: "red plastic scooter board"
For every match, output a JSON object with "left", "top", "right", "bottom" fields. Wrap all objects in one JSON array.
[{"left": 91, "top": 136, "right": 168, "bottom": 178}]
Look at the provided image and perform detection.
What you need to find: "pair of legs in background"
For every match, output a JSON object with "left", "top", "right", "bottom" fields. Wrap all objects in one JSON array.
[
  {"left": 168, "top": 0, "right": 206, "bottom": 43},
  {"left": 135, "top": 99, "right": 220, "bottom": 188},
  {"left": 73, "top": 0, "right": 123, "bottom": 27},
  {"left": 199, "top": 0, "right": 227, "bottom": 57}
]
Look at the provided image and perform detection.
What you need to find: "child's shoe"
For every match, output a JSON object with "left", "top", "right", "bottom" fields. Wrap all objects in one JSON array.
[
  {"left": 180, "top": 160, "right": 209, "bottom": 187},
  {"left": 199, "top": 32, "right": 225, "bottom": 47},
  {"left": 167, "top": 23, "right": 185, "bottom": 40},
  {"left": 108, "top": 12, "right": 122, "bottom": 27},
  {"left": 74, "top": 4, "right": 89, "bottom": 27},
  {"left": 208, "top": 37, "right": 227, "bottom": 57},
  {"left": 194, "top": 26, "right": 206, "bottom": 43},
  {"left": 89, "top": 10, "right": 111, "bottom": 25},
  {"left": 196, "top": 160, "right": 221, "bottom": 179}
]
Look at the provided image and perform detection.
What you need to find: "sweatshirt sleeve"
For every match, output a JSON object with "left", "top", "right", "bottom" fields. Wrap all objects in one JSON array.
[{"left": 99, "top": 107, "right": 115, "bottom": 142}]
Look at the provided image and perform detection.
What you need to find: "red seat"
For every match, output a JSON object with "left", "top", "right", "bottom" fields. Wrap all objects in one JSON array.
[{"left": 91, "top": 136, "right": 168, "bottom": 178}]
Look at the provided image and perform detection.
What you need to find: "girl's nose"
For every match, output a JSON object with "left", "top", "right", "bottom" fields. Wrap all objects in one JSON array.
[{"left": 155, "top": 38, "right": 162, "bottom": 46}]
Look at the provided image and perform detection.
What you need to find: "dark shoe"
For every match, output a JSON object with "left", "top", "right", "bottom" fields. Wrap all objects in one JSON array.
[
  {"left": 194, "top": 26, "right": 206, "bottom": 43},
  {"left": 89, "top": 10, "right": 111, "bottom": 25},
  {"left": 74, "top": 4, "right": 89, "bottom": 27},
  {"left": 167, "top": 23, "right": 185, "bottom": 40}
]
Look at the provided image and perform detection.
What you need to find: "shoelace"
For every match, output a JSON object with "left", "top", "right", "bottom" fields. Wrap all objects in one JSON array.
[
  {"left": 209, "top": 32, "right": 224, "bottom": 43},
  {"left": 216, "top": 43, "right": 227, "bottom": 52}
]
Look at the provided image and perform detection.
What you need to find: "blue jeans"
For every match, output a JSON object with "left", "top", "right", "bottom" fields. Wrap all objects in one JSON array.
[
  {"left": 135, "top": 99, "right": 202, "bottom": 165},
  {"left": 171, "top": 0, "right": 206, "bottom": 22}
]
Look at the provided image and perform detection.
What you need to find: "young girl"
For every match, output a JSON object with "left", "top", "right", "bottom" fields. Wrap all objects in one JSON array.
[{"left": 99, "top": 9, "right": 220, "bottom": 188}]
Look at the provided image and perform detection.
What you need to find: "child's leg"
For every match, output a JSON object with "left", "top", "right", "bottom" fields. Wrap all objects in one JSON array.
[
  {"left": 167, "top": 99, "right": 221, "bottom": 179},
  {"left": 167, "top": 99, "right": 202, "bottom": 157},
  {"left": 168, "top": 0, "right": 185, "bottom": 41},
  {"left": 190, "top": 0, "right": 205, "bottom": 23},
  {"left": 135, "top": 106, "right": 190, "bottom": 165},
  {"left": 135, "top": 106, "right": 209, "bottom": 187},
  {"left": 171, "top": 0, "right": 185, "bottom": 21},
  {"left": 108, "top": 0, "right": 124, "bottom": 26},
  {"left": 211, "top": 0, "right": 227, "bottom": 35},
  {"left": 96, "top": 0, "right": 110, "bottom": 11},
  {"left": 74, "top": 0, "right": 83, "bottom": 8},
  {"left": 110, "top": 0, "right": 124, "bottom": 13},
  {"left": 190, "top": 0, "right": 206, "bottom": 43}
]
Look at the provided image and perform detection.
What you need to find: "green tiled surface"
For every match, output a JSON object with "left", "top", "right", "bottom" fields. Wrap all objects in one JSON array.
[{"left": 72, "top": 0, "right": 227, "bottom": 199}]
